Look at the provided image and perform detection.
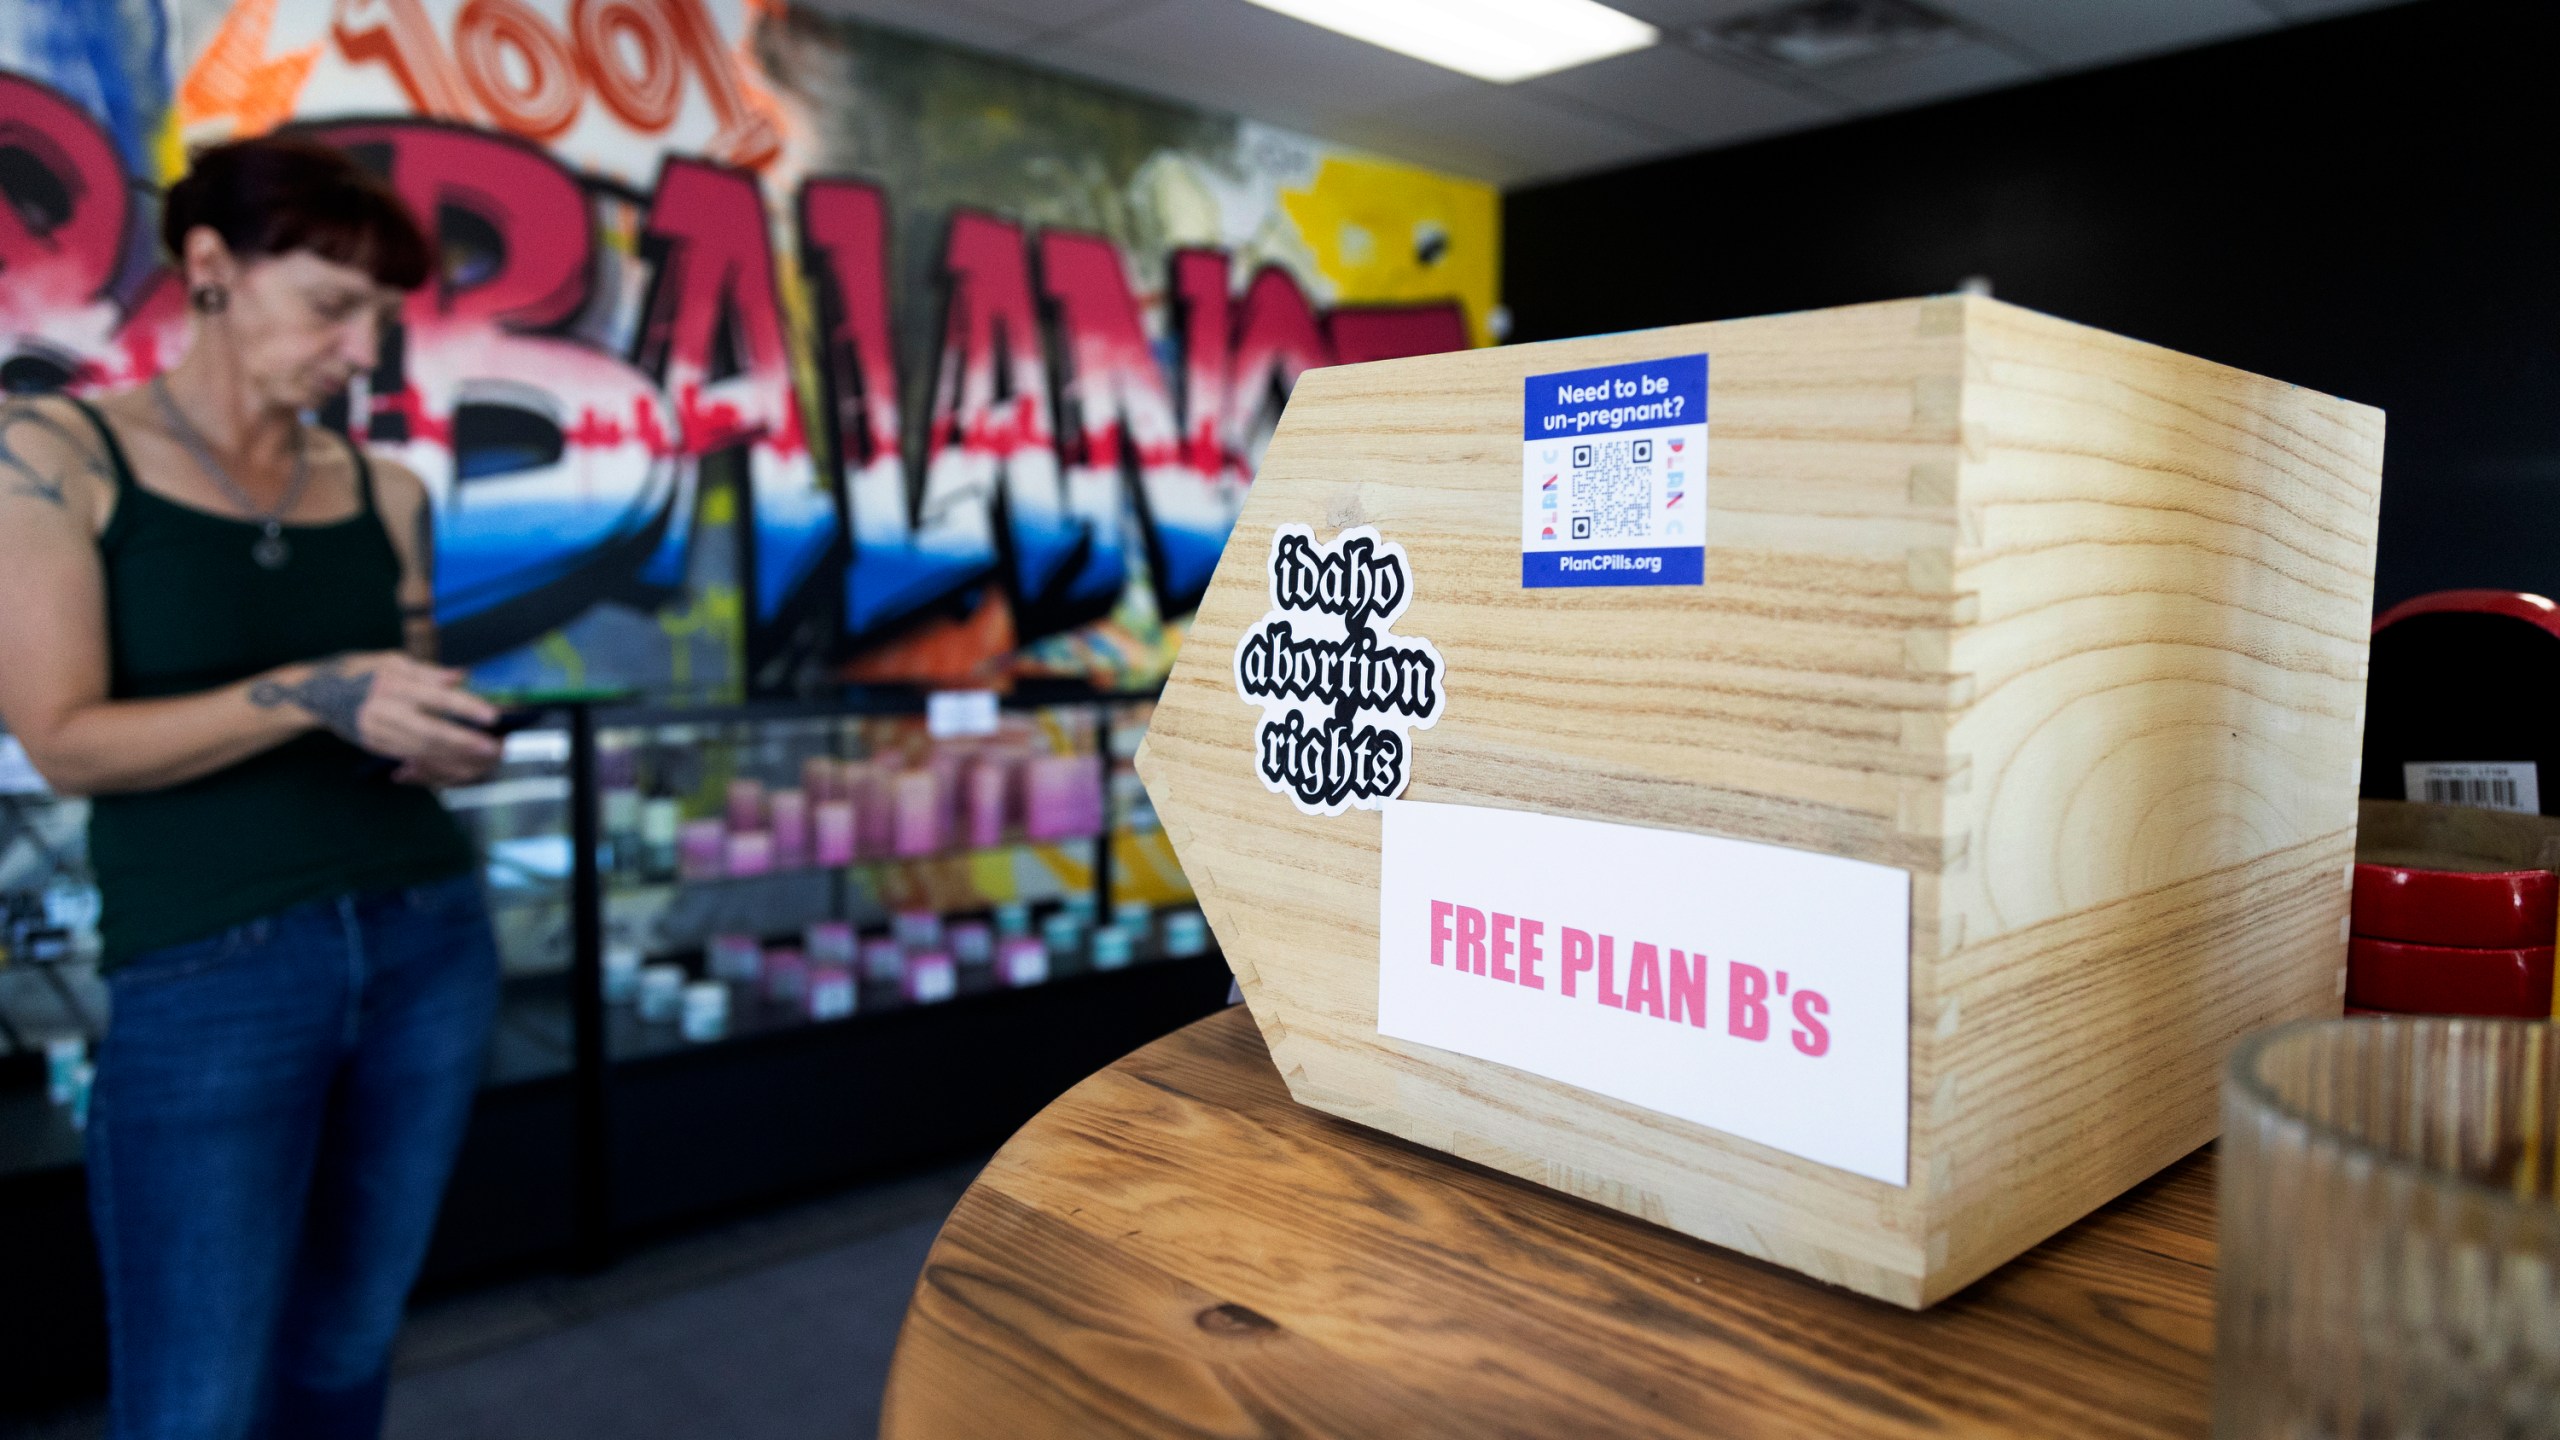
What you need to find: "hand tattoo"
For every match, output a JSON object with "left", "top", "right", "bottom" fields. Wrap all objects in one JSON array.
[
  {"left": 0, "top": 400, "right": 111, "bottom": 509},
  {"left": 250, "top": 660, "right": 375, "bottom": 745}
]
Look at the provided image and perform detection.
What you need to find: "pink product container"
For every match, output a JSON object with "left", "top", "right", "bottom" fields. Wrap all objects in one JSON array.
[
  {"left": 806, "top": 965, "right": 856, "bottom": 1021},
  {"left": 724, "top": 829, "right": 773, "bottom": 878},
  {"left": 768, "top": 789, "right": 810, "bottom": 869},
  {"left": 725, "top": 778, "right": 767, "bottom": 833},
  {"left": 852, "top": 765, "right": 898, "bottom": 859},
  {"left": 964, "top": 757, "right": 1012, "bottom": 849},
  {"left": 761, "top": 947, "right": 808, "bottom": 1005},
  {"left": 805, "top": 920, "right": 858, "bottom": 968},
  {"left": 1023, "top": 755, "right": 1105, "bottom": 842},
  {"left": 927, "top": 752, "right": 969, "bottom": 836},
  {"left": 903, "top": 951, "right": 956, "bottom": 1005},
  {"left": 812, "top": 800, "right": 856, "bottom": 867},
  {"left": 707, "top": 933, "right": 763, "bottom": 984},
  {"left": 860, "top": 937, "right": 905, "bottom": 985},
  {"left": 995, "top": 937, "right": 1048, "bottom": 989},
  {"left": 678, "top": 819, "right": 728, "bottom": 881},
  {"left": 801, "top": 755, "right": 843, "bottom": 804},
  {"left": 892, "top": 770, "right": 947, "bottom": 858},
  {"left": 949, "top": 921, "right": 994, "bottom": 966}
]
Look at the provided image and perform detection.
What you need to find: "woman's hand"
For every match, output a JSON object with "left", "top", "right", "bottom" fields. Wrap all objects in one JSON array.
[{"left": 249, "top": 652, "right": 501, "bottom": 786}]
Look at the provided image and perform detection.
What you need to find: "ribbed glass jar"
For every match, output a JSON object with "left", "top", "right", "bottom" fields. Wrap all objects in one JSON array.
[{"left": 2217, "top": 1017, "right": 2560, "bottom": 1437}]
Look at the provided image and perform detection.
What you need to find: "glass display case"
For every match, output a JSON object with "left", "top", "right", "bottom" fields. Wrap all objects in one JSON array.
[
  {"left": 0, "top": 734, "right": 104, "bottom": 1180},
  {"left": 0, "top": 688, "right": 1223, "bottom": 1276},
  {"left": 440, "top": 725, "right": 579, "bottom": 1084},
  {"left": 578, "top": 694, "right": 1208, "bottom": 1062},
  {"left": 0, "top": 724, "right": 580, "bottom": 1173}
]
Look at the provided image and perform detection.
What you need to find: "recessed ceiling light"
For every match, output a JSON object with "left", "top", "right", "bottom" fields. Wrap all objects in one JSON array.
[{"left": 1238, "top": 0, "right": 1659, "bottom": 84}]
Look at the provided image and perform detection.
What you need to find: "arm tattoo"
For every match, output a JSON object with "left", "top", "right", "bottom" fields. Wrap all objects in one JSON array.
[
  {"left": 0, "top": 401, "right": 110, "bottom": 509},
  {"left": 249, "top": 660, "right": 375, "bottom": 745}
]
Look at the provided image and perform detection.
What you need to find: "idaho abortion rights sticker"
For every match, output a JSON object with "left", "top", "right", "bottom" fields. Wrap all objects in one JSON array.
[
  {"left": 1234, "top": 524, "right": 1446, "bottom": 816},
  {"left": 1522, "top": 354, "right": 1707, "bottom": 588}
]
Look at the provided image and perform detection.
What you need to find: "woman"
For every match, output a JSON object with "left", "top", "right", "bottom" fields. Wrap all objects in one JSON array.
[{"left": 0, "top": 136, "right": 506, "bottom": 1440}]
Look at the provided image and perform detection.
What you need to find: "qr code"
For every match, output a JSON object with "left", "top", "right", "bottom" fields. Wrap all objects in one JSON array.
[{"left": 1573, "top": 439, "right": 1652, "bottom": 539}]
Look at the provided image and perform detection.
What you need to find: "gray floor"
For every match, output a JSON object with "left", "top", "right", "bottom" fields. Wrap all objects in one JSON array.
[{"left": 5, "top": 1158, "right": 983, "bottom": 1440}]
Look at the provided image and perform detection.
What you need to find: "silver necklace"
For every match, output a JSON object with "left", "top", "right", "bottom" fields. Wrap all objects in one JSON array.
[{"left": 151, "top": 376, "right": 309, "bottom": 570}]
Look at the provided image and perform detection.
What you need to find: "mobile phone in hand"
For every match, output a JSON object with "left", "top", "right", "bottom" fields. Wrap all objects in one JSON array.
[{"left": 483, "top": 708, "right": 545, "bottom": 738}]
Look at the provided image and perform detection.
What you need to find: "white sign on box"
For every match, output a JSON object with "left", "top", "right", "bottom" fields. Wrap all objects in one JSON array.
[{"left": 1376, "top": 800, "right": 1911, "bottom": 1185}]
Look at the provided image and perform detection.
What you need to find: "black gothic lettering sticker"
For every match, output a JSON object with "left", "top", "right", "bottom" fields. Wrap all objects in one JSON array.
[{"left": 1234, "top": 523, "right": 1446, "bottom": 816}]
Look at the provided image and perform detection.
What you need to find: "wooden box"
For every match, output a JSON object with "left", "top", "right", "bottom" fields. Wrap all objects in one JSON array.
[{"left": 1134, "top": 296, "right": 2385, "bottom": 1307}]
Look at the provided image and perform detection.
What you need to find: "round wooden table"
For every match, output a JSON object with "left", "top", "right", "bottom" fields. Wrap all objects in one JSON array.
[{"left": 882, "top": 1005, "right": 2216, "bottom": 1438}]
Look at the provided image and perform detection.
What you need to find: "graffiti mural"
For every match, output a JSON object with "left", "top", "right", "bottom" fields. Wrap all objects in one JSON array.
[{"left": 0, "top": 0, "right": 1494, "bottom": 699}]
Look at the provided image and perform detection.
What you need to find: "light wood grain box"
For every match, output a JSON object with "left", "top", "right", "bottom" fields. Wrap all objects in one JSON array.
[{"left": 1135, "top": 295, "right": 2385, "bottom": 1307}]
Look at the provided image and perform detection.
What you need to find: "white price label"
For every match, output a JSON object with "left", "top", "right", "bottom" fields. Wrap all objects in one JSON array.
[
  {"left": 926, "top": 690, "right": 1001, "bottom": 739},
  {"left": 2403, "top": 761, "right": 2540, "bottom": 815}
]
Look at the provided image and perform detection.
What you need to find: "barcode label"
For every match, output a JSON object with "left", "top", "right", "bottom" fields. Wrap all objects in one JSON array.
[{"left": 2402, "top": 761, "right": 2540, "bottom": 815}]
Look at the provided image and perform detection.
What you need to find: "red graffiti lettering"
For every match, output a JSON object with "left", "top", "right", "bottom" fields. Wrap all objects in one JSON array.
[
  {"left": 572, "top": 0, "right": 682, "bottom": 130},
  {"left": 1228, "top": 265, "right": 1329, "bottom": 454},
  {"left": 311, "top": 120, "right": 680, "bottom": 664},
  {"left": 335, "top": 0, "right": 775, "bottom": 165},
  {"left": 335, "top": 0, "right": 482, "bottom": 123},
  {"left": 639, "top": 156, "right": 822, "bottom": 630},
  {"left": 1169, "top": 248, "right": 1237, "bottom": 480},
  {"left": 0, "top": 76, "right": 1481, "bottom": 689},
  {"left": 1329, "top": 304, "right": 1471, "bottom": 365},
  {"left": 0, "top": 74, "right": 145, "bottom": 389},
  {"left": 657, "top": 0, "right": 778, "bottom": 167},
  {"left": 454, "top": 0, "right": 583, "bottom": 140}
]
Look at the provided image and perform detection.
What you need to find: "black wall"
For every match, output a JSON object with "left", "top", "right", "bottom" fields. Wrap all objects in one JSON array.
[{"left": 1504, "top": 0, "right": 2558, "bottom": 613}]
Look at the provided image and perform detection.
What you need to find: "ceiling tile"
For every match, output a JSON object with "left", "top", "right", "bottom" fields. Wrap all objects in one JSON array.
[
  {"left": 2259, "top": 0, "right": 2416, "bottom": 18},
  {"left": 1798, "top": 35, "right": 2038, "bottom": 110},
  {"left": 1339, "top": 84, "right": 1681, "bottom": 186},
  {"left": 1021, "top": 34, "right": 1339, "bottom": 137},
  {"left": 1017, "top": 0, "right": 1524, "bottom": 153},
  {"left": 952, "top": 0, "right": 1141, "bottom": 25},
  {"left": 1929, "top": 0, "right": 2275, "bottom": 68},
  {"left": 1530, "top": 44, "right": 1843, "bottom": 146},
  {"left": 801, "top": 0, "right": 2414, "bottom": 189},
  {"left": 791, "top": 0, "right": 1046, "bottom": 52},
  {"left": 1031, "top": 0, "right": 1481, "bottom": 113},
  {"left": 1587, "top": 0, "right": 1776, "bottom": 28}
]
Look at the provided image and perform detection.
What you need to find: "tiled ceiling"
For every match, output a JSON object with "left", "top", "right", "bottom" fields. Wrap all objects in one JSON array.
[{"left": 798, "top": 0, "right": 2414, "bottom": 187}]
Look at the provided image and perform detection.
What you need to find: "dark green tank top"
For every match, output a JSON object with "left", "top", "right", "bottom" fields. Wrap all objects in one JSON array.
[{"left": 66, "top": 397, "right": 475, "bottom": 966}]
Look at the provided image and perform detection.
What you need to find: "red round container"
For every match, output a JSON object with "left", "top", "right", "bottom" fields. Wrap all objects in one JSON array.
[
  {"left": 2345, "top": 935, "right": 2554, "bottom": 1018},
  {"left": 2372, "top": 588, "right": 2560, "bottom": 640},
  {"left": 2351, "top": 861, "right": 2558, "bottom": 948}
]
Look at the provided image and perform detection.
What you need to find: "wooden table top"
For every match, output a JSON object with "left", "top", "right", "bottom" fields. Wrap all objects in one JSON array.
[{"left": 882, "top": 1005, "right": 2217, "bottom": 1439}]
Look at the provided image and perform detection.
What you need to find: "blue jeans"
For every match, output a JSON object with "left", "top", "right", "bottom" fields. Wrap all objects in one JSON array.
[{"left": 87, "top": 872, "right": 500, "bottom": 1440}]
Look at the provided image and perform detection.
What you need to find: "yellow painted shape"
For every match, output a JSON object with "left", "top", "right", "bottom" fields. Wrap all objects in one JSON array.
[{"left": 1281, "top": 154, "right": 1499, "bottom": 347}]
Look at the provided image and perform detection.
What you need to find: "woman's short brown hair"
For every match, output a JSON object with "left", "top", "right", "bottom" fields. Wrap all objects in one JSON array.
[{"left": 161, "top": 134, "right": 432, "bottom": 291}]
